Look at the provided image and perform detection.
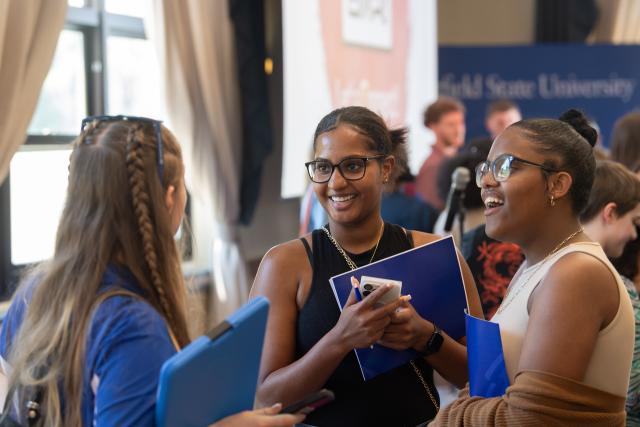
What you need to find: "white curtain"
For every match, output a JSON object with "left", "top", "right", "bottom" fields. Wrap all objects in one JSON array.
[
  {"left": 589, "top": 0, "right": 640, "bottom": 43},
  {"left": 0, "top": 0, "right": 67, "bottom": 183},
  {"left": 154, "top": 0, "right": 248, "bottom": 322}
]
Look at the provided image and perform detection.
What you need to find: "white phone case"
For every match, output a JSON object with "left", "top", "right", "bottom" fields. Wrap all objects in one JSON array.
[{"left": 359, "top": 276, "right": 402, "bottom": 306}]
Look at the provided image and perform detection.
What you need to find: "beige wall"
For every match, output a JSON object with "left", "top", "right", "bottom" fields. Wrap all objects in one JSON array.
[{"left": 438, "top": 0, "right": 536, "bottom": 45}]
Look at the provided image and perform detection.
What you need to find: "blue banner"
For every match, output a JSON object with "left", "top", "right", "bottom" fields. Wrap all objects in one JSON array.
[{"left": 439, "top": 45, "right": 640, "bottom": 146}]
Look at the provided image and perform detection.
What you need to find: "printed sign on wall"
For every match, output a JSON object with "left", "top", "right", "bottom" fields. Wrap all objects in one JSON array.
[
  {"left": 439, "top": 45, "right": 640, "bottom": 146},
  {"left": 342, "top": 0, "right": 392, "bottom": 49}
]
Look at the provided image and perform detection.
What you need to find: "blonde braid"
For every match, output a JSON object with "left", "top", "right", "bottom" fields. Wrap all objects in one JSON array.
[{"left": 125, "top": 124, "right": 176, "bottom": 329}]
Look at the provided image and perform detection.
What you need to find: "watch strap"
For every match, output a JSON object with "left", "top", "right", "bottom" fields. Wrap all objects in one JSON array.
[{"left": 421, "top": 323, "right": 444, "bottom": 356}]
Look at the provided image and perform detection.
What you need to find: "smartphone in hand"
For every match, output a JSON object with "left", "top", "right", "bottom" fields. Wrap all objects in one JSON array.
[
  {"left": 359, "top": 276, "right": 402, "bottom": 307},
  {"left": 281, "top": 389, "right": 335, "bottom": 415}
]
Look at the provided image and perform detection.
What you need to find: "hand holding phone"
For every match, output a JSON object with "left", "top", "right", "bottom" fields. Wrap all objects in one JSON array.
[
  {"left": 359, "top": 276, "right": 402, "bottom": 307},
  {"left": 281, "top": 389, "right": 335, "bottom": 415}
]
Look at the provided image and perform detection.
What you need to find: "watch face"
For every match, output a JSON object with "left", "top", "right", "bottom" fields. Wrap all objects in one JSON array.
[{"left": 423, "top": 326, "right": 444, "bottom": 356}]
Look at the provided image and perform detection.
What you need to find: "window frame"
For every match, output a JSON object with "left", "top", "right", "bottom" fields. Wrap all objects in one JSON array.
[{"left": 0, "top": 1, "right": 179, "bottom": 300}]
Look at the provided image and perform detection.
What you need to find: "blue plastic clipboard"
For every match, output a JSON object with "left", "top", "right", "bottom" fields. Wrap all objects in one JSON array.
[{"left": 156, "top": 296, "right": 270, "bottom": 427}]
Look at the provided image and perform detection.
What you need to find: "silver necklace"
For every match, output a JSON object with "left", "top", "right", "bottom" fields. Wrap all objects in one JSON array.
[{"left": 321, "top": 222, "right": 384, "bottom": 269}]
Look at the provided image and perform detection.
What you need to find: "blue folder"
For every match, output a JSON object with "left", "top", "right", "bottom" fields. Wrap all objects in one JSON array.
[
  {"left": 329, "top": 236, "right": 469, "bottom": 381},
  {"left": 156, "top": 297, "right": 270, "bottom": 427},
  {"left": 465, "top": 312, "right": 510, "bottom": 397}
]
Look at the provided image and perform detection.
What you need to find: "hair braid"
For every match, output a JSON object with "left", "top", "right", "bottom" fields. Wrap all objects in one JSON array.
[
  {"left": 125, "top": 124, "right": 176, "bottom": 329},
  {"left": 79, "top": 120, "right": 105, "bottom": 146}
]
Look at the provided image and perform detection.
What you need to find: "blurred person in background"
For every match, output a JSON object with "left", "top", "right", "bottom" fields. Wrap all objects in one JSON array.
[
  {"left": 381, "top": 137, "right": 439, "bottom": 233},
  {"left": 485, "top": 99, "right": 522, "bottom": 140},
  {"left": 613, "top": 235, "right": 640, "bottom": 426},
  {"left": 299, "top": 184, "right": 328, "bottom": 236},
  {"left": 582, "top": 160, "right": 640, "bottom": 426},
  {"left": 467, "top": 99, "right": 522, "bottom": 153},
  {"left": 416, "top": 97, "right": 466, "bottom": 210},
  {"left": 610, "top": 111, "right": 640, "bottom": 174}
]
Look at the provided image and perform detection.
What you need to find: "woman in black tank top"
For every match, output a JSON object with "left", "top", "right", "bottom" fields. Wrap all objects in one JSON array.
[{"left": 250, "top": 107, "right": 483, "bottom": 426}]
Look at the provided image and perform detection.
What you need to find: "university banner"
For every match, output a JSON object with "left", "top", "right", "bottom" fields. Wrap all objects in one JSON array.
[{"left": 439, "top": 45, "right": 640, "bottom": 145}]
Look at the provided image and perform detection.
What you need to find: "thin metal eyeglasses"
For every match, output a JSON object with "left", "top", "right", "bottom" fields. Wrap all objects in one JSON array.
[
  {"left": 475, "top": 153, "right": 559, "bottom": 188},
  {"left": 80, "top": 115, "right": 164, "bottom": 182},
  {"left": 305, "top": 155, "right": 386, "bottom": 183}
]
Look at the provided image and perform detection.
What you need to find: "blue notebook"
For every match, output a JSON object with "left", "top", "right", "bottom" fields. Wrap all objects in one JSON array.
[
  {"left": 156, "top": 297, "right": 270, "bottom": 427},
  {"left": 329, "top": 235, "right": 469, "bottom": 381},
  {"left": 465, "top": 312, "right": 510, "bottom": 397}
]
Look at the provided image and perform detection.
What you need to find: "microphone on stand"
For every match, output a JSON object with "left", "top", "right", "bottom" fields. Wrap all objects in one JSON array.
[{"left": 443, "top": 167, "right": 471, "bottom": 233}]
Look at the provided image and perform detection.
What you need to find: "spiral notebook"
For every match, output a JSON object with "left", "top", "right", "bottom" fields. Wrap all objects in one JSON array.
[{"left": 329, "top": 235, "right": 469, "bottom": 381}]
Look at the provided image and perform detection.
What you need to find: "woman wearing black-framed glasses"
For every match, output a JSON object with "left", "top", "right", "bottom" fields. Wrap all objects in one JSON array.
[{"left": 251, "top": 106, "right": 483, "bottom": 426}]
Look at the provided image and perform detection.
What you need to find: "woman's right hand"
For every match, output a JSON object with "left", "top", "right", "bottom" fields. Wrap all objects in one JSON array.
[
  {"left": 211, "top": 403, "right": 305, "bottom": 427},
  {"left": 331, "top": 283, "right": 404, "bottom": 350}
]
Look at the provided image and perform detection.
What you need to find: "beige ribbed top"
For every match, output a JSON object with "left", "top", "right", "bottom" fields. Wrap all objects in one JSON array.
[{"left": 491, "top": 242, "right": 634, "bottom": 397}]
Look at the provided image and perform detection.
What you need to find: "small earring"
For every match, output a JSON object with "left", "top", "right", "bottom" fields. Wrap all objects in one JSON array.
[
  {"left": 549, "top": 195, "right": 556, "bottom": 207},
  {"left": 383, "top": 177, "right": 389, "bottom": 183}
]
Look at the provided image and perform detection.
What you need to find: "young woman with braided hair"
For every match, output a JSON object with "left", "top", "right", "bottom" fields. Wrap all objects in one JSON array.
[{"left": 0, "top": 116, "right": 303, "bottom": 427}]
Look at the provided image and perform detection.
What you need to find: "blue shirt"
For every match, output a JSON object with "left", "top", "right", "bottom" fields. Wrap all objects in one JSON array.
[
  {"left": 0, "top": 266, "right": 177, "bottom": 426},
  {"left": 381, "top": 191, "right": 439, "bottom": 233}
]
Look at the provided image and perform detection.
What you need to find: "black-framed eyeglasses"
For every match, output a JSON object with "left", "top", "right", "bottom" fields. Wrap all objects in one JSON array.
[
  {"left": 305, "top": 155, "right": 386, "bottom": 183},
  {"left": 81, "top": 115, "right": 164, "bottom": 182},
  {"left": 475, "top": 153, "right": 559, "bottom": 188}
]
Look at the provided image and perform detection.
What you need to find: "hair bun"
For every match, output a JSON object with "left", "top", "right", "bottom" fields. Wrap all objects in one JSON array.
[
  {"left": 559, "top": 109, "right": 597, "bottom": 148},
  {"left": 389, "top": 128, "right": 408, "bottom": 146}
]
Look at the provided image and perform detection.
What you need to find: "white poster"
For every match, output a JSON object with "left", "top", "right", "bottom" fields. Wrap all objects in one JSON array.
[{"left": 282, "top": 0, "right": 437, "bottom": 198}]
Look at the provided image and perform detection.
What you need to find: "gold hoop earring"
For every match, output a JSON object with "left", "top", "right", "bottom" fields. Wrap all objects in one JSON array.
[{"left": 549, "top": 195, "right": 556, "bottom": 207}]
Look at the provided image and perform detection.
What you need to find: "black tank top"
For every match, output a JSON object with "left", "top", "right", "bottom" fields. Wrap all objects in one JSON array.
[{"left": 297, "top": 223, "right": 439, "bottom": 427}]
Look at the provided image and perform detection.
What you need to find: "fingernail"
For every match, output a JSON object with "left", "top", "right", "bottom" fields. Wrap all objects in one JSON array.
[
  {"left": 351, "top": 276, "right": 359, "bottom": 288},
  {"left": 272, "top": 402, "right": 282, "bottom": 408},
  {"left": 402, "top": 294, "right": 412, "bottom": 301}
]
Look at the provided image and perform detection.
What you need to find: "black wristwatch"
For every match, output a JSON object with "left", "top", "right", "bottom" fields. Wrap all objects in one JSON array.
[{"left": 420, "top": 324, "right": 444, "bottom": 356}]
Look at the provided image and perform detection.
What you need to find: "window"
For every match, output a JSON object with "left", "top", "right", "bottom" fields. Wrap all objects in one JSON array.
[
  {"left": 28, "top": 30, "right": 86, "bottom": 136},
  {"left": 105, "top": 0, "right": 150, "bottom": 18},
  {"left": 0, "top": 1, "right": 171, "bottom": 299},
  {"left": 10, "top": 148, "right": 72, "bottom": 265},
  {"left": 106, "top": 36, "right": 166, "bottom": 119}
]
